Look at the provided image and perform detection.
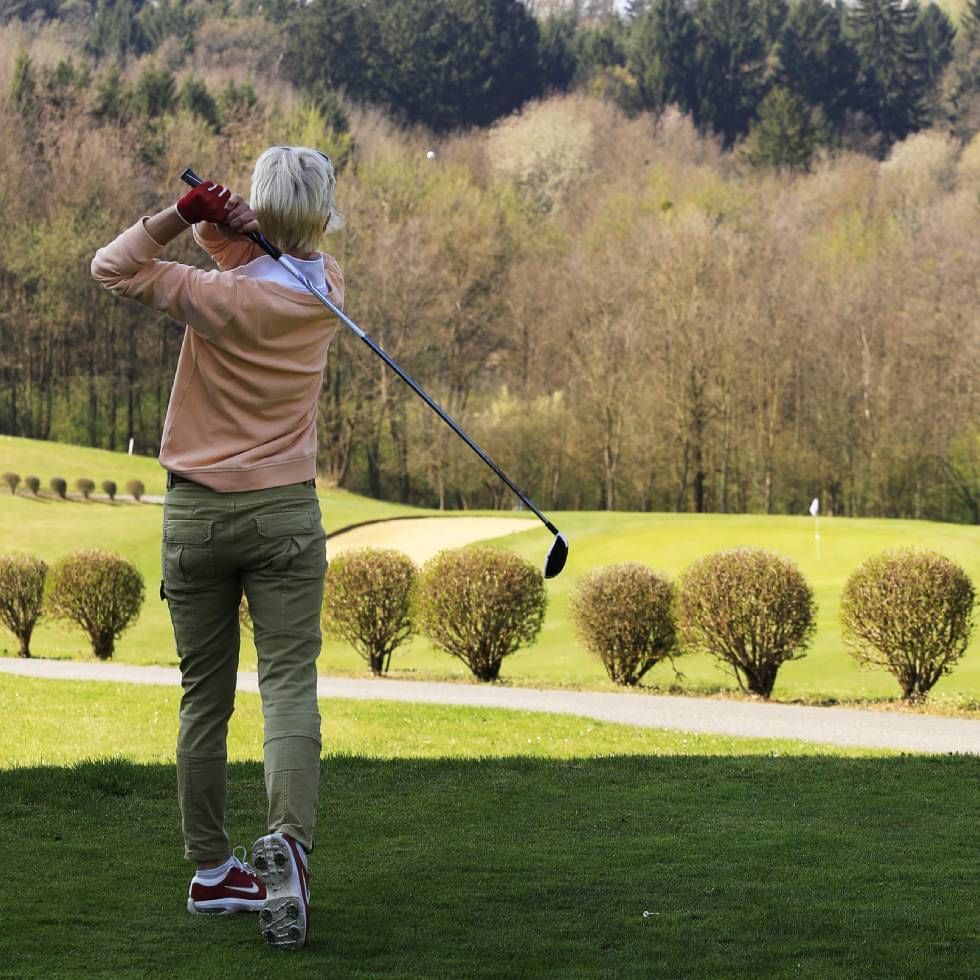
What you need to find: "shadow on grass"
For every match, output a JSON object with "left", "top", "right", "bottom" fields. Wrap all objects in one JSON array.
[{"left": 1, "top": 755, "right": 976, "bottom": 979}]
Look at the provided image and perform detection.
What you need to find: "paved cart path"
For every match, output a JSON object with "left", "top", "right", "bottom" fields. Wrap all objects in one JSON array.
[{"left": 3, "top": 657, "right": 978, "bottom": 755}]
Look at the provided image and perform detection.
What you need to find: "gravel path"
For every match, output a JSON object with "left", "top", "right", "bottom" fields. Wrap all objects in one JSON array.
[{"left": 3, "top": 657, "right": 978, "bottom": 755}]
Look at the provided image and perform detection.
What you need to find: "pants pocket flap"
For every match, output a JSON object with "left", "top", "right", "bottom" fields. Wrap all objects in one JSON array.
[
  {"left": 255, "top": 511, "right": 317, "bottom": 537},
  {"left": 164, "top": 519, "right": 214, "bottom": 544}
]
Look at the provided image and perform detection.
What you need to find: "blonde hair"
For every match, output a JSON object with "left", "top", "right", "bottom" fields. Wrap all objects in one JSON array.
[{"left": 250, "top": 146, "right": 342, "bottom": 255}]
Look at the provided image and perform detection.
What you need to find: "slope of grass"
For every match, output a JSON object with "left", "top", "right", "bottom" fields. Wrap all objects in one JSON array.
[
  {"left": 0, "top": 436, "right": 977, "bottom": 708},
  {"left": 1, "top": 752, "right": 975, "bottom": 978}
]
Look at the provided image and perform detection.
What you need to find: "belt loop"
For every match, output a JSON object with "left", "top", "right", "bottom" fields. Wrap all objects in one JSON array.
[{"left": 166, "top": 472, "right": 174, "bottom": 491}]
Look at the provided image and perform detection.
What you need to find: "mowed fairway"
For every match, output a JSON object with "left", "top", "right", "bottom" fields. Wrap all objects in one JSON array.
[
  {"left": 1, "top": 674, "right": 977, "bottom": 978},
  {"left": 1, "top": 435, "right": 978, "bottom": 707}
]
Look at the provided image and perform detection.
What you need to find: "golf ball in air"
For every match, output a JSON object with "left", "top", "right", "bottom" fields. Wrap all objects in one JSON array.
[{"left": 426, "top": 150, "right": 436, "bottom": 160}]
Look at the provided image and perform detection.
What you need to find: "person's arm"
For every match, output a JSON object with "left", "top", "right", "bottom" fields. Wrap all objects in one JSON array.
[{"left": 144, "top": 205, "right": 191, "bottom": 248}]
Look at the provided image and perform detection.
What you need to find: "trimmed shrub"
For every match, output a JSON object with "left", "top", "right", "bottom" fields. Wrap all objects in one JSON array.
[
  {"left": 44, "top": 550, "right": 145, "bottom": 660},
  {"left": 76, "top": 478, "right": 95, "bottom": 500},
  {"left": 25, "top": 475, "right": 40, "bottom": 495},
  {"left": 126, "top": 479, "right": 145, "bottom": 502},
  {"left": 50, "top": 477, "right": 67, "bottom": 499},
  {"left": 322, "top": 548, "right": 416, "bottom": 675},
  {"left": 101, "top": 480, "right": 117, "bottom": 501},
  {"left": 677, "top": 548, "right": 816, "bottom": 698},
  {"left": 2, "top": 472, "right": 20, "bottom": 494},
  {"left": 841, "top": 549, "right": 976, "bottom": 703},
  {"left": 570, "top": 563, "right": 678, "bottom": 686},
  {"left": 415, "top": 547, "right": 546, "bottom": 682},
  {"left": 0, "top": 554, "right": 47, "bottom": 658}
]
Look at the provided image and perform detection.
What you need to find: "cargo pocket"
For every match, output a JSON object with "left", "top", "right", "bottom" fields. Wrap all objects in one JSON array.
[
  {"left": 254, "top": 509, "right": 327, "bottom": 578},
  {"left": 162, "top": 518, "right": 216, "bottom": 590}
]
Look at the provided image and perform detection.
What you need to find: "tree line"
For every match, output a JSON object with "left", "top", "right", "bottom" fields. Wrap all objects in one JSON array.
[
  {"left": 7, "top": 0, "right": 980, "bottom": 160},
  {"left": 0, "top": 13, "right": 976, "bottom": 523}
]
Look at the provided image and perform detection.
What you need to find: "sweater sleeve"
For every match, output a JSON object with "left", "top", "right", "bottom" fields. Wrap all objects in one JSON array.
[
  {"left": 192, "top": 221, "right": 264, "bottom": 271},
  {"left": 91, "top": 219, "right": 236, "bottom": 340}
]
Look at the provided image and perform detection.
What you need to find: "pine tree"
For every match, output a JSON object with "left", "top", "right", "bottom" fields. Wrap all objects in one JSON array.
[
  {"left": 179, "top": 77, "right": 220, "bottom": 131},
  {"left": 748, "top": 86, "right": 818, "bottom": 170},
  {"left": 849, "top": 0, "right": 929, "bottom": 143},
  {"left": 694, "top": 0, "right": 768, "bottom": 146},
  {"left": 628, "top": 0, "right": 698, "bottom": 114},
  {"left": 913, "top": 2, "right": 955, "bottom": 89},
  {"left": 777, "top": 0, "right": 858, "bottom": 130}
]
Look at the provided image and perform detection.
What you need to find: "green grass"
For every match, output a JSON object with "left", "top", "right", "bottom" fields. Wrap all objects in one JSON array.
[
  {"left": 0, "top": 674, "right": 883, "bottom": 766},
  {"left": 2, "top": 673, "right": 975, "bottom": 978},
  {"left": 1, "top": 435, "right": 978, "bottom": 710},
  {"left": 3, "top": 750, "right": 976, "bottom": 978}
]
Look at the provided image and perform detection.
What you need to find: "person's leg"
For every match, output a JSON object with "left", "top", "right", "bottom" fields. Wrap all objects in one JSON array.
[
  {"left": 162, "top": 487, "right": 242, "bottom": 865},
  {"left": 241, "top": 486, "right": 327, "bottom": 852}
]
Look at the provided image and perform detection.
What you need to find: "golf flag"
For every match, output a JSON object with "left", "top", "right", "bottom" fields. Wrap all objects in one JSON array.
[{"left": 809, "top": 498, "right": 819, "bottom": 517}]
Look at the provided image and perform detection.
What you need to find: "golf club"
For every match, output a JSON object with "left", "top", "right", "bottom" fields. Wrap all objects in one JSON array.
[{"left": 180, "top": 167, "right": 569, "bottom": 578}]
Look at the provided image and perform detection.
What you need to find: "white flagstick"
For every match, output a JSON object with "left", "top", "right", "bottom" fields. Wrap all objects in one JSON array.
[
  {"left": 128, "top": 437, "right": 134, "bottom": 456},
  {"left": 810, "top": 497, "right": 820, "bottom": 560}
]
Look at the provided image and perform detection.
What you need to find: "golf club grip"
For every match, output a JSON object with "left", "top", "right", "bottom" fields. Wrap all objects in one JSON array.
[{"left": 179, "top": 168, "right": 281, "bottom": 259}]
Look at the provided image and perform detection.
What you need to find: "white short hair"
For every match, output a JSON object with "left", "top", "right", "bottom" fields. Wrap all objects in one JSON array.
[{"left": 250, "top": 146, "right": 342, "bottom": 254}]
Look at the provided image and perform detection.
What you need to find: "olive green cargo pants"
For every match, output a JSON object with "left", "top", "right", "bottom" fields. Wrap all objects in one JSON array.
[{"left": 161, "top": 479, "right": 327, "bottom": 862}]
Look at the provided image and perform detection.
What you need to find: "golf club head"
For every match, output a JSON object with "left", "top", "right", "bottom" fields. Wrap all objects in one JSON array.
[{"left": 544, "top": 532, "right": 569, "bottom": 579}]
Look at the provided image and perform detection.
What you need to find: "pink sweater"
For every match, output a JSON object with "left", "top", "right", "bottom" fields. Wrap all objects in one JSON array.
[{"left": 91, "top": 219, "right": 344, "bottom": 492}]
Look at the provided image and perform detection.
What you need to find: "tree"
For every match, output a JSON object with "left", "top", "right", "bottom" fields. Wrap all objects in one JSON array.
[
  {"left": 628, "top": 0, "right": 699, "bottom": 114},
  {"left": 377, "top": 0, "right": 543, "bottom": 131},
  {"left": 179, "top": 76, "right": 220, "bottom": 131},
  {"left": 748, "top": 86, "right": 818, "bottom": 170},
  {"left": 849, "top": 0, "right": 929, "bottom": 143},
  {"left": 913, "top": 2, "right": 955, "bottom": 91},
  {"left": 129, "top": 65, "right": 177, "bottom": 119},
  {"left": 777, "top": 0, "right": 858, "bottom": 130},
  {"left": 694, "top": 0, "right": 769, "bottom": 146},
  {"left": 538, "top": 13, "right": 580, "bottom": 92}
]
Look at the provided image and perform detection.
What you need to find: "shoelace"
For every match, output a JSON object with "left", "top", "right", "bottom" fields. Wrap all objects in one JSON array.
[{"left": 232, "top": 845, "right": 259, "bottom": 877}]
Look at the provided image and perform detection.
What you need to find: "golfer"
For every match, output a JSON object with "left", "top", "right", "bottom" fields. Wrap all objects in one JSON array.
[{"left": 91, "top": 146, "right": 344, "bottom": 951}]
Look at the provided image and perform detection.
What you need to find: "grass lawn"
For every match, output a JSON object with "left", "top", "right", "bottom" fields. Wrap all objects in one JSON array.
[
  {"left": 1, "top": 674, "right": 975, "bottom": 978},
  {"left": 1, "top": 435, "right": 978, "bottom": 710}
]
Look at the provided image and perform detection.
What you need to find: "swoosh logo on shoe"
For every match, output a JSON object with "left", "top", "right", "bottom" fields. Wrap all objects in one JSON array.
[{"left": 226, "top": 883, "right": 262, "bottom": 896}]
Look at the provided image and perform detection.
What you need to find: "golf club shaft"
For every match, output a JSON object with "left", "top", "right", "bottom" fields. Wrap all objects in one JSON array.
[{"left": 180, "top": 168, "right": 560, "bottom": 537}]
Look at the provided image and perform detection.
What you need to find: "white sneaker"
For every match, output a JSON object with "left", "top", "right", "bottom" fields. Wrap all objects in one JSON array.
[{"left": 252, "top": 833, "right": 310, "bottom": 950}]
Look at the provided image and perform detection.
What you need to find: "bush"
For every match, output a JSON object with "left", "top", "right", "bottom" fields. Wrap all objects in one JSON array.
[
  {"left": 569, "top": 563, "right": 678, "bottom": 686},
  {"left": 44, "top": 550, "right": 145, "bottom": 660},
  {"left": 101, "top": 480, "right": 117, "bottom": 501},
  {"left": 126, "top": 479, "right": 145, "bottom": 501},
  {"left": 2, "top": 472, "right": 20, "bottom": 494},
  {"left": 676, "top": 548, "right": 816, "bottom": 698},
  {"left": 25, "top": 475, "right": 40, "bottom": 495},
  {"left": 415, "top": 547, "right": 546, "bottom": 682},
  {"left": 841, "top": 549, "right": 976, "bottom": 703},
  {"left": 322, "top": 548, "right": 416, "bottom": 675},
  {"left": 0, "top": 554, "right": 47, "bottom": 657},
  {"left": 50, "top": 477, "right": 67, "bottom": 499},
  {"left": 76, "top": 478, "right": 95, "bottom": 500}
]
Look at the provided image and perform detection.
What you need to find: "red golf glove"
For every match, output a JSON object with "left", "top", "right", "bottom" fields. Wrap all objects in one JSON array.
[{"left": 175, "top": 181, "right": 232, "bottom": 225}]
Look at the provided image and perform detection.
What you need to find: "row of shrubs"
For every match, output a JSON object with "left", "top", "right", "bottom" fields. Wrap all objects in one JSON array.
[
  {"left": 0, "top": 545, "right": 974, "bottom": 704},
  {"left": 277, "top": 545, "right": 973, "bottom": 704},
  {"left": 1, "top": 472, "right": 146, "bottom": 500},
  {"left": 0, "top": 551, "right": 144, "bottom": 660}
]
